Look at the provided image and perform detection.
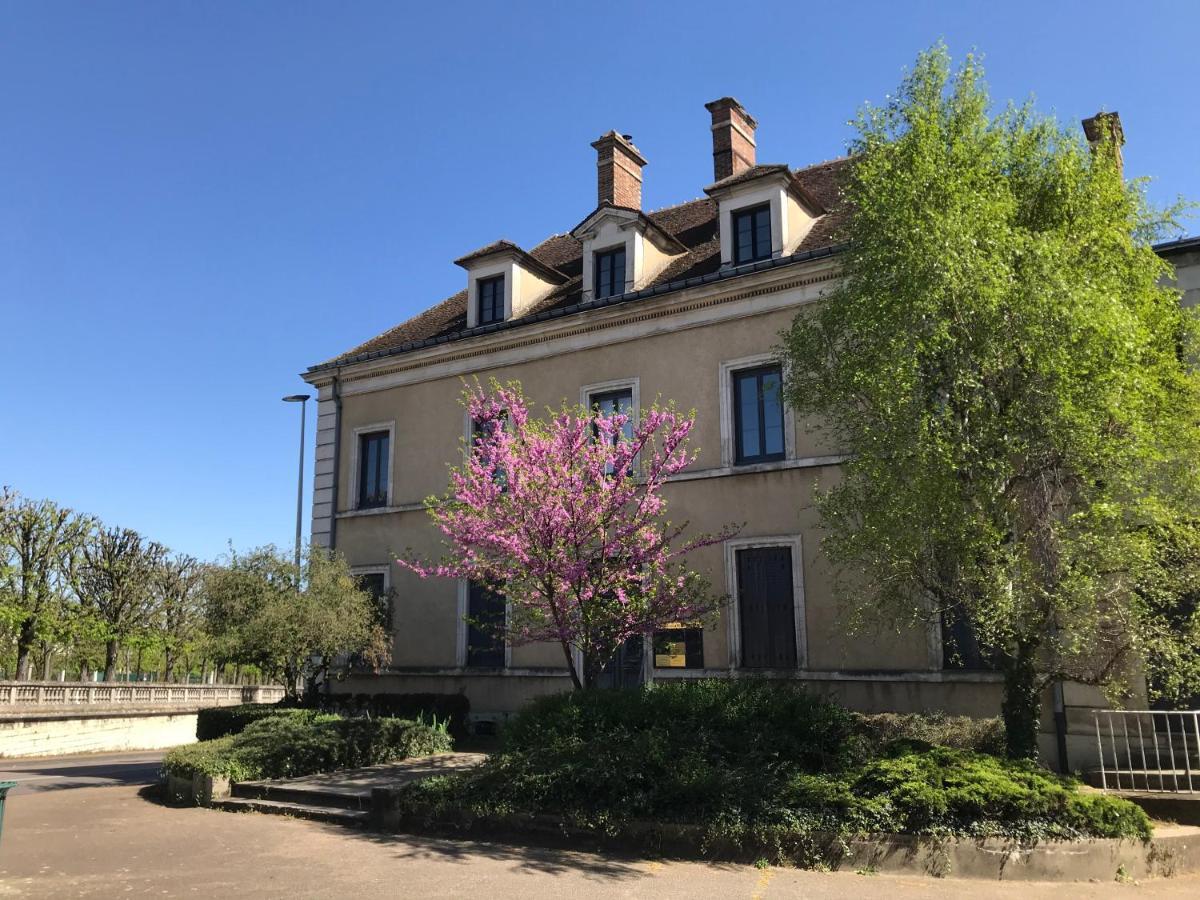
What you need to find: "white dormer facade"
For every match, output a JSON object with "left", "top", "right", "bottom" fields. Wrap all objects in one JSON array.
[
  {"left": 705, "top": 167, "right": 822, "bottom": 269},
  {"left": 455, "top": 243, "right": 566, "bottom": 328},
  {"left": 571, "top": 206, "right": 686, "bottom": 303}
]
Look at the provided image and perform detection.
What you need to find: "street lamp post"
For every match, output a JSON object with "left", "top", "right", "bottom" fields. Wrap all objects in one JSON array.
[{"left": 282, "top": 394, "right": 311, "bottom": 573}]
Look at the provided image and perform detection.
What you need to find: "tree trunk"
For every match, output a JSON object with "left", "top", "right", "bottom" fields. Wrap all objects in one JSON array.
[
  {"left": 164, "top": 650, "right": 176, "bottom": 683},
  {"left": 104, "top": 640, "right": 119, "bottom": 682},
  {"left": 40, "top": 644, "right": 52, "bottom": 681},
  {"left": 1001, "top": 637, "right": 1042, "bottom": 760},
  {"left": 14, "top": 618, "right": 37, "bottom": 681},
  {"left": 560, "top": 641, "right": 583, "bottom": 690},
  {"left": 134, "top": 645, "right": 144, "bottom": 680}
]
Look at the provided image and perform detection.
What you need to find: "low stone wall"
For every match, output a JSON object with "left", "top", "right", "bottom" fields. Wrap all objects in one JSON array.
[
  {"left": 369, "top": 795, "right": 1200, "bottom": 882},
  {"left": 0, "top": 709, "right": 200, "bottom": 757},
  {"left": 163, "top": 771, "right": 230, "bottom": 806},
  {"left": 0, "top": 680, "right": 286, "bottom": 758}
]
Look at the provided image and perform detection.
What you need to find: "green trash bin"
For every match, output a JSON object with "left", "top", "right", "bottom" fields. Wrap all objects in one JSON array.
[{"left": 0, "top": 781, "right": 15, "bottom": 843}]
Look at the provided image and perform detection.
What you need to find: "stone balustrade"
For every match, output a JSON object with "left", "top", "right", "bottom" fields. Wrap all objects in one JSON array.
[{"left": 0, "top": 680, "right": 285, "bottom": 711}]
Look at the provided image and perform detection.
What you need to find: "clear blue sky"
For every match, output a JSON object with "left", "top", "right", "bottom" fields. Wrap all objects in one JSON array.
[{"left": 2, "top": 1, "right": 1196, "bottom": 562}]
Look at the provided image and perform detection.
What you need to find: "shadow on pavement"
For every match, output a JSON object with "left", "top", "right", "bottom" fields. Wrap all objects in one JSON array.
[
  {"left": 342, "top": 828, "right": 655, "bottom": 880},
  {"left": 3, "top": 759, "right": 163, "bottom": 794}
]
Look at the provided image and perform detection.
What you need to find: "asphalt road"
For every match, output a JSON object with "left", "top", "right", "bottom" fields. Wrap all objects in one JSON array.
[
  {"left": 0, "top": 750, "right": 164, "bottom": 796},
  {"left": 2, "top": 754, "right": 1200, "bottom": 898},
  {"left": 2, "top": 780, "right": 1200, "bottom": 899}
]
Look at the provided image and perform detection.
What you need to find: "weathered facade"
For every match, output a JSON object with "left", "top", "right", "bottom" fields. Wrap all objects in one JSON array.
[{"left": 300, "top": 100, "right": 1198, "bottom": 763}]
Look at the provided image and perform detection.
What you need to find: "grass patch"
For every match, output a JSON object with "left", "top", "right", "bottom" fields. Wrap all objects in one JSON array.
[
  {"left": 392, "top": 680, "right": 1149, "bottom": 861},
  {"left": 164, "top": 712, "right": 452, "bottom": 782}
]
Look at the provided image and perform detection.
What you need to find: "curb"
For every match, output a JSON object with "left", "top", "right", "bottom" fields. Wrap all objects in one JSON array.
[{"left": 369, "top": 796, "right": 1200, "bottom": 882}]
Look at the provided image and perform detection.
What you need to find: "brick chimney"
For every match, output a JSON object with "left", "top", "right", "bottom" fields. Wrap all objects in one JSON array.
[
  {"left": 592, "top": 131, "right": 646, "bottom": 209},
  {"left": 705, "top": 97, "right": 757, "bottom": 181},
  {"left": 1082, "top": 111, "right": 1125, "bottom": 174}
]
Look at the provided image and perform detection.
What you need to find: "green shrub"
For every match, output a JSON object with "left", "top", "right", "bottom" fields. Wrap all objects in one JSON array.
[
  {"left": 328, "top": 693, "right": 471, "bottom": 740},
  {"left": 394, "top": 679, "right": 1149, "bottom": 849},
  {"left": 850, "top": 712, "right": 1006, "bottom": 757},
  {"left": 165, "top": 713, "right": 453, "bottom": 782},
  {"left": 195, "top": 703, "right": 313, "bottom": 741},
  {"left": 780, "top": 746, "right": 1151, "bottom": 841}
]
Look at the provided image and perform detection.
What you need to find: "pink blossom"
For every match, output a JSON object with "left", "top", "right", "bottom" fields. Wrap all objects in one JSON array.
[{"left": 399, "top": 379, "right": 739, "bottom": 689}]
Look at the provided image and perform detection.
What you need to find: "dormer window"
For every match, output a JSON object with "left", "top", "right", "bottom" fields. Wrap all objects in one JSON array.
[
  {"left": 733, "top": 204, "right": 772, "bottom": 265},
  {"left": 594, "top": 247, "right": 626, "bottom": 299},
  {"left": 477, "top": 275, "right": 504, "bottom": 325}
]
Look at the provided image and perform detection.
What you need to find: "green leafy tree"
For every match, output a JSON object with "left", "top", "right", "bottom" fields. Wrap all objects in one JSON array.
[
  {"left": 782, "top": 46, "right": 1200, "bottom": 758},
  {"left": 0, "top": 493, "right": 92, "bottom": 680},
  {"left": 203, "top": 545, "right": 386, "bottom": 700},
  {"left": 152, "top": 554, "right": 206, "bottom": 682},
  {"left": 76, "top": 526, "right": 165, "bottom": 681}
]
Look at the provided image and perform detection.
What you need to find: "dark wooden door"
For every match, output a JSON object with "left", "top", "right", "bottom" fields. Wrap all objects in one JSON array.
[
  {"left": 737, "top": 547, "right": 796, "bottom": 669},
  {"left": 595, "top": 635, "right": 645, "bottom": 689}
]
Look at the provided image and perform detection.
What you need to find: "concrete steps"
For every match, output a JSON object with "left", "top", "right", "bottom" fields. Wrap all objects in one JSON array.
[
  {"left": 231, "top": 780, "right": 371, "bottom": 810},
  {"left": 213, "top": 795, "right": 369, "bottom": 826}
]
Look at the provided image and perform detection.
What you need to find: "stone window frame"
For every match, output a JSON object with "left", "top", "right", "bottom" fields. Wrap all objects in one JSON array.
[
  {"left": 349, "top": 421, "right": 395, "bottom": 510},
  {"left": 723, "top": 534, "right": 807, "bottom": 671}
]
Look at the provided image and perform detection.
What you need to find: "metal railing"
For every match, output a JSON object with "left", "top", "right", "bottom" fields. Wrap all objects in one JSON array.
[
  {"left": 0, "top": 681, "right": 285, "bottom": 710},
  {"left": 1093, "top": 709, "right": 1200, "bottom": 793}
]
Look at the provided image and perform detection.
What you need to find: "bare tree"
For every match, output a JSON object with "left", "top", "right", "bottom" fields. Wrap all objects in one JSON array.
[
  {"left": 76, "top": 526, "right": 165, "bottom": 681},
  {"left": 153, "top": 554, "right": 205, "bottom": 682}
]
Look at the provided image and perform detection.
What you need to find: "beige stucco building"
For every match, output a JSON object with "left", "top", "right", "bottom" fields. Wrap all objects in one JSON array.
[{"left": 300, "top": 100, "right": 1198, "bottom": 765}]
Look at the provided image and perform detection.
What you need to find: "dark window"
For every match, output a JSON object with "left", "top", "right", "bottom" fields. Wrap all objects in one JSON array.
[
  {"left": 470, "top": 414, "right": 508, "bottom": 490},
  {"left": 356, "top": 573, "right": 391, "bottom": 632},
  {"left": 653, "top": 625, "right": 704, "bottom": 669},
  {"left": 594, "top": 635, "right": 645, "bottom": 689},
  {"left": 737, "top": 547, "right": 797, "bottom": 669},
  {"left": 357, "top": 431, "right": 389, "bottom": 508},
  {"left": 733, "top": 366, "right": 785, "bottom": 465},
  {"left": 941, "top": 605, "right": 998, "bottom": 671},
  {"left": 477, "top": 275, "right": 504, "bottom": 325},
  {"left": 594, "top": 247, "right": 626, "bottom": 299},
  {"left": 466, "top": 582, "right": 505, "bottom": 668},
  {"left": 732, "top": 203, "right": 772, "bottom": 265},
  {"left": 589, "top": 388, "right": 634, "bottom": 477}
]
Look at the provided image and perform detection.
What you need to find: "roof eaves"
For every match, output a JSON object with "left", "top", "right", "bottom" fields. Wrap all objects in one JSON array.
[{"left": 307, "top": 242, "right": 847, "bottom": 374}]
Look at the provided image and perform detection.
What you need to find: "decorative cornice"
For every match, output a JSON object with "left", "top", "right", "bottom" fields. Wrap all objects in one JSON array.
[{"left": 318, "top": 265, "right": 838, "bottom": 390}]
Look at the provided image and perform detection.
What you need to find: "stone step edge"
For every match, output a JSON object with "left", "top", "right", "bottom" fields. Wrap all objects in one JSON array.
[
  {"left": 231, "top": 782, "right": 370, "bottom": 810},
  {"left": 212, "top": 796, "right": 369, "bottom": 825}
]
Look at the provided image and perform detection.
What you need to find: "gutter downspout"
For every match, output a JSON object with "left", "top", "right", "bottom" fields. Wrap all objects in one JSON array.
[{"left": 328, "top": 372, "right": 342, "bottom": 551}]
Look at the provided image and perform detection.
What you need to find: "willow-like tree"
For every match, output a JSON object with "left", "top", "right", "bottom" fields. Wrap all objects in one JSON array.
[
  {"left": 401, "top": 382, "right": 735, "bottom": 689},
  {"left": 203, "top": 546, "right": 387, "bottom": 700},
  {"left": 782, "top": 46, "right": 1200, "bottom": 759}
]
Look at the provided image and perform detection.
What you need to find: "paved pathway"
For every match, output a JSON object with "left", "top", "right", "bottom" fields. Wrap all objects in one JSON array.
[
  {"left": 4, "top": 782, "right": 1200, "bottom": 898},
  {"left": 241, "top": 750, "right": 487, "bottom": 797},
  {"left": 0, "top": 750, "right": 164, "bottom": 796}
]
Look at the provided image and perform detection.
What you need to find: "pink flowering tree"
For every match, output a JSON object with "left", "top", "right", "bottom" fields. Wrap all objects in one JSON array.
[{"left": 400, "top": 380, "right": 738, "bottom": 689}]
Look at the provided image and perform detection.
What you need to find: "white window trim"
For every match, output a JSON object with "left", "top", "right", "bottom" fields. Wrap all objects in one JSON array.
[
  {"left": 348, "top": 421, "right": 395, "bottom": 510},
  {"left": 719, "top": 187, "right": 787, "bottom": 267},
  {"left": 580, "top": 376, "right": 643, "bottom": 478},
  {"left": 465, "top": 261, "right": 515, "bottom": 328},
  {"left": 456, "top": 578, "right": 512, "bottom": 670},
  {"left": 579, "top": 377, "right": 640, "bottom": 418},
  {"left": 349, "top": 564, "right": 391, "bottom": 590},
  {"left": 724, "top": 534, "right": 807, "bottom": 671},
  {"left": 718, "top": 354, "right": 796, "bottom": 467}
]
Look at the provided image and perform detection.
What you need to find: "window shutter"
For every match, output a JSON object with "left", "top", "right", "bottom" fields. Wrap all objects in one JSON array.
[{"left": 737, "top": 547, "right": 796, "bottom": 669}]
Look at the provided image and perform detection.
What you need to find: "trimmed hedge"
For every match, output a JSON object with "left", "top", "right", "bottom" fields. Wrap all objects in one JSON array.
[
  {"left": 395, "top": 680, "right": 1149, "bottom": 856},
  {"left": 166, "top": 712, "right": 452, "bottom": 782},
  {"left": 316, "top": 693, "right": 471, "bottom": 740},
  {"left": 195, "top": 703, "right": 310, "bottom": 741},
  {"left": 850, "top": 711, "right": 1006, "bottom": 756}
]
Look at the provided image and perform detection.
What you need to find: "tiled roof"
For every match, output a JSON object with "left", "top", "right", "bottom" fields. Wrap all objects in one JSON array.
[{"left": 313, "top": 156, "right": 853, "bottom": 371}]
